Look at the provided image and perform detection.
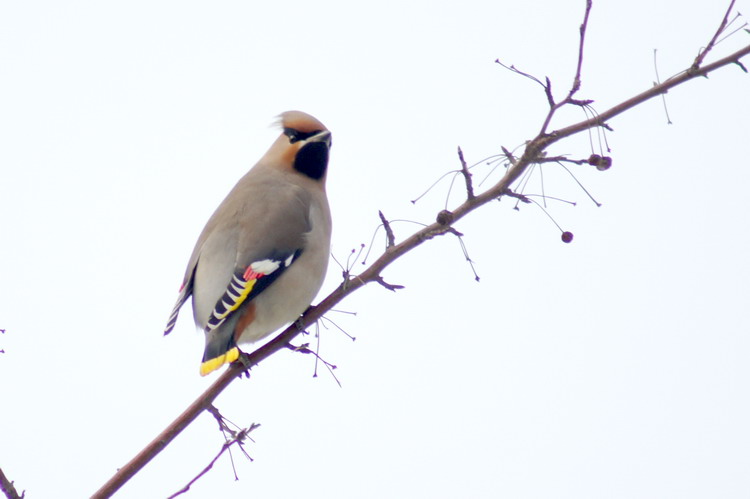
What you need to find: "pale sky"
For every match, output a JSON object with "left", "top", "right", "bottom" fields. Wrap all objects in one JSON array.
[{"left": 1, "top": 1, "right": 749, "bottom": 498}]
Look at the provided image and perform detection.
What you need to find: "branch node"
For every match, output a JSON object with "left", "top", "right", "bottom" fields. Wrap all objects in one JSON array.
[
  {"left": 692, "top": 0, "right": 738, "bottom": 70},
  {"left": 436, "top": 209, "right": 454, "bottom": 226}
]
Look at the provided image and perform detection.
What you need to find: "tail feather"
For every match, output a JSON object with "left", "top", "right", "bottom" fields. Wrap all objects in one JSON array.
[
  {"left": 200, "top": 347, "right": 240, "bottom": 376},
  {"left": 200, "top": 314, "right": 242, "bottom": 376},
  {"left": 164, "top": 280, "right": 192, "bottom": 335}
]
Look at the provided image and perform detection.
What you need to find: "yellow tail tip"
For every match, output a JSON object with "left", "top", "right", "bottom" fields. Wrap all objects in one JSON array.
[{"left": 200, "top": 347, "right": 240, "bottom": 376}]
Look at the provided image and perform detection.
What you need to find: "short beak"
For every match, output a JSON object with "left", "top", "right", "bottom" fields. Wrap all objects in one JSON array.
[{"left": 310, "top": 129, "right": 332, "bottom": 148}]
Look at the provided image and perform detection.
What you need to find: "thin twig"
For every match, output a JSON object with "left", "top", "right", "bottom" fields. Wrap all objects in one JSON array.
[
  {"left": 525, "top": 197, "right": 566, "bottom": 232},
  {"left": 457, "top": 146, "right": 475, "bottom": 199},
  {"left": 205, "top": 405, "right": 246, "bottom": 478},
  {"left": 374, "top": 275, "right": 405, "bottom": 291},
  {"left": 557, "top": 163, "right": 602, "bottom": 207},
  {"left": 206, "top": 405, "right": 232, "bottom": 433},
  {"left": 535, "top": 156, "right": 589, "bottom": 165},
  {"left": 653, "top": 49, "right": 673, "bottom": 124},
  {"left": 693, "top": 0, "right": 737, "bottom": 70},
  {"left": 500, "top": 146, "right": 516, "bottom": 166},
  {"left": 502, "top": 188, "right": 532, "bottom": 204},
  {"left": 523, "top": 194, "right": 577, "bottom": 206},
  {"left": 410, "top": 169, "right": 458, "bottom": 204},
  {"left": 450, "top": 230, "right": 480, "bottom": 282},
  {"left": 319, "top": 315, "right": 357, "bottom": 341},
  {"left": 167, "top": 424, "right": 259, "bottom": 499},
  {"left": 716, "top": 15, "right": 748, "bottom": 45},
  {"left": 539, "top": 0, "right": 594, "bottom": 134},
  {"left": 568, "top": 0, "right": 593, "bottom": 98},
  {"left": 544, "top": 77, "right": 555, "bottom": 107},
  {"left": 287, "top": 342, "right": 342, "bottom": 386},
  {"left": 550, "top": 43, "right": 750, "bottom": 141},
  {"left": 378, "top": 211, "right": 396, "bottom": 247},
  {"left": 494, "top": 60, "right": 548, "bottom": 90}
]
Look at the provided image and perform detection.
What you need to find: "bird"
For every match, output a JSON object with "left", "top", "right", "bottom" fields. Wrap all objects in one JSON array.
[{"left": 164, "top": 111, "right": 333, "bottom": 376}]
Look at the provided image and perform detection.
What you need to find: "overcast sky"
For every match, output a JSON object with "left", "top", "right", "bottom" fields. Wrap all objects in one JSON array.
[{"left": 1, "top": 1, "right": 749, "bottom": 498}]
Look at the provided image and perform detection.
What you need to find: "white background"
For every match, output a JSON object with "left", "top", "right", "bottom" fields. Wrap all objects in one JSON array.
[{"left": 1, "top": 1, "right": 749, "bottom": 498}]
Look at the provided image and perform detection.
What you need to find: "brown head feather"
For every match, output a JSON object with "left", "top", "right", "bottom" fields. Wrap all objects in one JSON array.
[{"left": 277, "top": 110, "right": 328, "bottom": 133}]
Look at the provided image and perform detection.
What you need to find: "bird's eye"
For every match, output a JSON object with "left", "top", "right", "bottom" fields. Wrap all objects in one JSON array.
[
  {"left": 284, "top": 127, "right": 322, "bottom": 144},
  {"left": 284, "top": 128, "right": 299, "bottom": 142}
]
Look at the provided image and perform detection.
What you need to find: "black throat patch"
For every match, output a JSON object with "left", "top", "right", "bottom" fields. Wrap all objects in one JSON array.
[{"left": 294, "top": 142, "right": 329, "bottom": 180}]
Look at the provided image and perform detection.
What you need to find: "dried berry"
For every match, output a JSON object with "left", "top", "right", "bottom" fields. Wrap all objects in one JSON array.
[
  {"left": 596, "top": 156, "right": 612, "bottom": 171},
  {"left": 588, "top": 154, "right": 601, "bottom": 166}
]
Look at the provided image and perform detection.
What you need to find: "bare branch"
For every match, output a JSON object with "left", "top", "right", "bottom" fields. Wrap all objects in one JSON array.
[
  {"left": 0, "top": 468, "right": 24, "bottom": 499},
  {"left": 167, "top": 424, "right": 259, "bottom": 499},
  {"left": 716, "top": 14, "right": 749, "bottom": 45},
  {"left": 91, "top": 6, "right": 750, "bottom": 498},
  {"left": 550, "top": 42, "right": 750, "bottom": 142},
  {"left": 539, "top": 0, "right": 594, "bottom": 134},
  {"left": 692, "top": 0, "right": 737, "bottom": 70}
]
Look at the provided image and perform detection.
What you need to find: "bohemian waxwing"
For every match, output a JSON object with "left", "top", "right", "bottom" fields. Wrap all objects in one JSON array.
[{"left": 164, "top": 111, "right": 333, "bottom": 376}]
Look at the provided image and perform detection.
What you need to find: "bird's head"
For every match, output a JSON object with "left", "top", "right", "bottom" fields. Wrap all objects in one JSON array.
[{"left": 262, "top": 111, "right": 332, "bottom": 183}]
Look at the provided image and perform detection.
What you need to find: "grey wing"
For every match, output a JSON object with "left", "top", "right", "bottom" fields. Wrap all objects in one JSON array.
[
  {"left": 192, "top": 177, "right": 313, "bottom": 330},
  {"left": 164, "top": 170, "right": 314, "bottom": 336}
]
